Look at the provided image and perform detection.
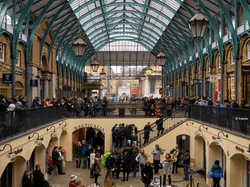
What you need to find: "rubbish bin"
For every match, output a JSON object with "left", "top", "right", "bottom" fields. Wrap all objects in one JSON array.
[{"left": 119, "top": 108, "right": 125, "bottom": 117}]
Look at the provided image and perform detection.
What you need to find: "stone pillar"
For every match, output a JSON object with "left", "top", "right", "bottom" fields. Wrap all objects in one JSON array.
[
  {"left": 28, "top": 66, "right": 39, "bottom": 105},
  {"left": 44, "top": 79, "right": 49, "bottom": 98},
  {"left": 52, "top": 74, "right": 56, "bottom": 98}
]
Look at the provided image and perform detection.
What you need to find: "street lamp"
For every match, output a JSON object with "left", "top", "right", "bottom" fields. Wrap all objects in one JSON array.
[
  {"left": 188, "top": 5, "right": 209, "bottom": 39},
  {"left": 72, "top": 34, "right": 87, "bottom": 57},
  {"left": 91, "top": 57, "right": 99, "bottom": 72},
  {"left": 157, "top": 48, "right": 167, "bottom": 66},
  {"left": 100, "top": 68, "right": 106, "bottom": 79}
]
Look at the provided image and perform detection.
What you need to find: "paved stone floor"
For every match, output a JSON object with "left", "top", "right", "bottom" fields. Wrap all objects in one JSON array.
[{"left": 49, "top": 159, "right": 209, "bottom": 187}]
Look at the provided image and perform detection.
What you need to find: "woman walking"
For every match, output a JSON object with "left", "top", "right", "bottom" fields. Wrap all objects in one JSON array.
[
  {"left": 210, "top": 160, "right": 223, "bottom": 187},
  {"left": 94, "top": 153, "right": 101, "bottom": 186},
  {"left": 90, "top": 149, "right": 96, "bottom": 178},
  {"left": 142, "top": 161, "right": 153, "bottom": 187},
  {"left": 161, "top": 153, "right": 172, "bottom": 186},
  {"left": 75, "top": 141, "right": 82, "bottom": 168}
]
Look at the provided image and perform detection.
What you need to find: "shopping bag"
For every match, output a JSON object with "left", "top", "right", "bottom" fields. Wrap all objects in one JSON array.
[
  {"left": 206, "top": 169, "right": 213, "bottom": 178},
  {"left": 62, "top": 160, "right": 66, "bottom": 168}
]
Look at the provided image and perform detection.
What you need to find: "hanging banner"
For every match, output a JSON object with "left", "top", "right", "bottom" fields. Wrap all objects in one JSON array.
[{"left": 193, "top": 79, "right": 200, "bottom": 85}]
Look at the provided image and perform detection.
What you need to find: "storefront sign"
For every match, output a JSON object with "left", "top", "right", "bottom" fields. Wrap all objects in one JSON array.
[
  {"left": 181, "top": 82, "right": 186, "bottom": 86},
  {"left": 227, "top": 72, "right": 235, "bottom": 78},
  {"left": 15, "top": 71, "right": 22, "bottom": 76},
  {"left": 242, "top": 66, "right": 250, "bottom": 75},
  {"left": 30, "top": 79, "right": 38, "bottom": 87},
  {"left": 3, "top": 74, "right": 12, "bottom": 84},
  {"left": 74, "top": 124, "right": 104, "bottom": 133},
  {"left": 193, "top": 79, "right": 200, "bottom": 84}
]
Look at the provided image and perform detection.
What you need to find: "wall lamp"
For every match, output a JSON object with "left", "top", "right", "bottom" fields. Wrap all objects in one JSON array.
[
  {"left": 47, "top": 126, "right": 57, "bottom": 137},
  {"left": 59, "top": 121, "right": 68, "bottom": 131},
  {"left": 215, "top": 131, "right": 228, "bottom": 145},
  {"left": 195, "top": 125, "right": 208, "bottom": 137},
  {"left": 0, "top": 144, "right": 23, "bottom": 163},
  {"left": 237, "top": 144, "right": 250, "bottom": 161},
  {"left": 28, "top": 132, "right": 43, "bottom": 147}
]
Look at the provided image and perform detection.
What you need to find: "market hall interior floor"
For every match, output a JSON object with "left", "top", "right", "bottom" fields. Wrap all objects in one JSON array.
[{"left": 49, "top": 159, "right": 209, "bottom": 187}]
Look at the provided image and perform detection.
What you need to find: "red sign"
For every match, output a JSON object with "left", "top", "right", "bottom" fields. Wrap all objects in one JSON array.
[
  {"left": 130, "top": 87, "right": 139, "bottom": 96},
  {"left": 227, "top": 151, "right": 229, "bottom": 156}
]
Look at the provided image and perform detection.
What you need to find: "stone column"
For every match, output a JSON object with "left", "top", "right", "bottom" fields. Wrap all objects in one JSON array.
[{"left": 44, "top": 79, "right": 49, "bottom": 98}]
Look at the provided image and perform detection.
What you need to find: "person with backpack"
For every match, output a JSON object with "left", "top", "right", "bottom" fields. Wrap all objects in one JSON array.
[
  {"left": 121, "top": 152, "right": 131, "bottom": 181},
  {"left": 209, "top": 160, "right": 223, "bottom": 187},
  {"left": 104, "top": 152, "right": 116, "bottom": 180},
  {"left": 114, "top": 151, "right": 122, "bottom": 179},
  {"left": 112, "top": 126, "right": 121, "bottom": 150}
]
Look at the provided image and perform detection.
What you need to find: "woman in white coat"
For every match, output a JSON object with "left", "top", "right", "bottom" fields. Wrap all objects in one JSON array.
[
  {"left": 161, "top": 153, "right": 173, "bottom": 186},
  {"left": 90, "top": 149, "right": 95, "bottom": 178}
]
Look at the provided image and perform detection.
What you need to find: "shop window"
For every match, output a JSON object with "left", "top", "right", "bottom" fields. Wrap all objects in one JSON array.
[
  {"left": 231, "top": 49, "right": 235, "bottom": 64},
  {"left": 16, "top": 50, "right": 21, "bottom": 67},
  {"left": 0, "top": 43, "right": 5, "bottom": 62},
  {"left": 247, "top": 41, "right": 250, "bottom": 59}
]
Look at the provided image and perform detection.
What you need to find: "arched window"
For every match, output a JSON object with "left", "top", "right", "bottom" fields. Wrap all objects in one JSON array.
[
  {"left": 237, "top": 3, "right": 244, "bottom": 27},
  {"left": 247, "top": 41, "right": 250, "bottom": 59},
  {"left": 230, "top": 49, "right": 235, "bottom": 64},
  {"left": 218, "top": 54, "right": 221, "bottom": 69}
]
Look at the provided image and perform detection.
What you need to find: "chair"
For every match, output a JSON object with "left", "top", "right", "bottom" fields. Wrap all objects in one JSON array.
[{"left": 189, "top": 158, "right": 196, "bottom": 173}]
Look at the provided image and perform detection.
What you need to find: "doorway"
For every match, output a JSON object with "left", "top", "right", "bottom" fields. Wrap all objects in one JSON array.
[
  {"left": 176, "top": 134, "right": 190, "bottom": 154},
  {"left": 206, "top": 78, "right": 210, "bottom": 99},
  {"left": 40, "top": 79, "right": 44, "bottom": 101},
  {"left": 0, "top": 163, "right": 12, "bottom": 187}
]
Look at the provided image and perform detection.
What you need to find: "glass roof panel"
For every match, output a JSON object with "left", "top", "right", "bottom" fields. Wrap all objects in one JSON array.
[{"left": 69, "top": 0, "right": 183, "bottom": 51}]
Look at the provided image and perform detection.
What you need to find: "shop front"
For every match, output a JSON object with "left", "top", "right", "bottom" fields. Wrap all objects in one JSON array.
[
  {"left": 205, "top": 77, "right": 210, "bottom": 99},
  {"left": 227, "top": 72, "right": 235, "bottom": 100},
  {"left": 242, "top": 66, "right": 250, "bottom": 102}
]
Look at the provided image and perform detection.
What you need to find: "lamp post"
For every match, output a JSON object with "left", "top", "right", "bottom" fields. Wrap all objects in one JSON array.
[
  {"left": 188, "top": 5, "right": 209, "bottom": 40},
  {"left": 91, "top": 57, "right": 100, "bottom": 72},
  {"left": 72, "top": 34, "right": 87, "bottom": 57}
]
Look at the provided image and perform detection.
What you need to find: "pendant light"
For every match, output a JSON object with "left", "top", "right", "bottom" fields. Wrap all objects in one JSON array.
[
  {"left": 72, "top": 2, "right": 87, "bottom": 57},
  {"left": 145, "top": 64, "right": 152, "bottom": 75},
  {"left": 100, "top": 68, "right": 106, "bottom": 79},
  {"left": 91, "top": 57, "right": 99, "bottom": 72},
  {"left": 188, "top": 5, "right": 209, "bottom": 39},
  {"left": 157, "top": 16, "right": 167, "bottom": 66}
]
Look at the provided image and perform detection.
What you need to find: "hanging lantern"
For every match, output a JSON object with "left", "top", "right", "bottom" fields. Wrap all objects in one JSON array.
[
  {"left": 157, "top": 48, "right": 167, "bottom": 66},
  {"left": 100, "top": 68, "right": 106, "bottom": 79},
  {"left": 188, "top": 5, "right": 209, "bottom": 39},
  {"left": 91, "top": 57, "right": 99, "bottom": 72},
  {"left": 72, "top": 33, "right": 87, "bottom": 57},
  {"left": 145, "top": 64, "right": 152, "bottom": 75}
]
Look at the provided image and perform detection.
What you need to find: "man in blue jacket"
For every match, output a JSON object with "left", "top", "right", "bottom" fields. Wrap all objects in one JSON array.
[{"left": 82, "top": 140, "right": 88, "bottom": 169}]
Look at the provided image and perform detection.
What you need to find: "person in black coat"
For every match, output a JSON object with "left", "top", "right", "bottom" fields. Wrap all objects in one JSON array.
[
  {"left": 33, "top": 164, "right": 47, "bottom": 187},
  {"left": 142, "top": 161, "right": 153, "bottom": 187},
  {"left": 102, "top": 97, "right": 108, "bottom": 117},
  {"left": 125, "top": 125, "right": 133, "bottom": 146},
  {"left": 85, "top": 144, "right": 93, "bottom": 169},
  {"left": 156, "top": 116, "right": 164, "bottom": 136},
  {"left": 143, "top": 122, "right": 153, "bottom": 145},
  {"left": 114, "top": 151, "right": 122, "bottom": 179},
  {"left": 112, "top": 126, "right": 121, "bottom": 150},
  {"left": 52, "top": 146, "right": 65, "bottom": 175},
  {"left": 121, "top": 152, "right": 131, "bottom": 181},
  {"left": 22, "top": 170, "right": 33, "bottom": 187},
  {"left": 143, "top": 98, "right": 150, "bottom": 116},
  {"left": 75, "top": 141, "right": 82, "bottom": 168},
  {"left": 0, "top": 95, "right": 9, "bottom": 137}
]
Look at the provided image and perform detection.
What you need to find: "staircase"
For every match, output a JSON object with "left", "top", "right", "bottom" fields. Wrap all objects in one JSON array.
[{"left": 138, "top": 105, "right": 190, "bottom": 148}]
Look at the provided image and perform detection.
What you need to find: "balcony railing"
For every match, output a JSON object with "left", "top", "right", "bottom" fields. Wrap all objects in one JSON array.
[{"left": 0, "top": 105, "right": 67, "bottom": 141}]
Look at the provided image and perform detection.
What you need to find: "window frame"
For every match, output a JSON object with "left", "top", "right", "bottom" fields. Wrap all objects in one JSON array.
[
  {"left": 0, "top": 43, "right": 6, "bottom": 62},
  {"left": 16, "top": 50, "right": 21, "bottom": 67}
]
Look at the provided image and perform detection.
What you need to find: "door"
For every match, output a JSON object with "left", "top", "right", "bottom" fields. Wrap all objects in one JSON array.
[
  {"left": 198, "top": 83, "right": 201, "bottom": 96},
  {"left": 203, "top": 141, "right": 206, "bottom": 169},
  {"left": 0, "top": 163, "right": 12, "bottom": 187},
  {"left": 40, "top": 79, "right": 44, "bottom": 101},
  {"left": 206, "top": 82, "right": 209, "bottom": 99},
  {"left": 176, "top": 135, "right": 190, "bottom": 154}
]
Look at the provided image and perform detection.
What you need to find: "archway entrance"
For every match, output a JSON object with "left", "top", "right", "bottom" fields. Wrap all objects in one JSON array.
[
  {"left": 230, "top": 153, "right": 246, "bottom": 187},
  {"left": 72, "top": 127, "right": 105, "bottom": 155},
  {"left": 0, "top": 163, "right": 12, "bottom": 186},
  {"left": 176, "top": 134, "right": 190, "bottom": 154},
  {"left": 194, "top": 135, "right": 206, "bottom": 170}
]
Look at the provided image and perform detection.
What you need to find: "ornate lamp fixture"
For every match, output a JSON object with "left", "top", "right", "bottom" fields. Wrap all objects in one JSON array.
[
  {"left": 157, "top": 48, "right": 167, "bottom": 66},
  {"left": 145, "top": 64, "right": 152, "bottom": 75},
  {"left": 188, "top": 5, "right": 209, "bottom": 39},
  {"left": 91, "top": 57, "right": 99, "bottom": 72},
  {"left": 59, "top": 121, "right": 68, "bottom": 131},
  {"left": 47, "top": 126, "right": 57, "bottom": 138},
  {"left": 28, "top": 132, "right": 43, "bottom": 147},
  {"left": 100, "top": 68, "right": 106, "bottom": 79},
  {"left": 72, "top": 33, "right": 87, "bottom": 57},
  {"left": 0, "top": 144, "right": 23, "bottom": 163},
  {"left": 195, "top": 125, "right": 208, "bottom": 137}
]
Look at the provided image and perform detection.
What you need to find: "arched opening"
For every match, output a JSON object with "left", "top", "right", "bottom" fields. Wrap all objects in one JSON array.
[
  {"left": 0, "top": 163, "right": 13, "bottom": 187},
  {"left": 230, "top": 153, "right": 246, "bottom": 187},
  {"left": 42, "top": 55, "right": 48, "bottom": 70},
  {"left": 176, "top": 134, "right": 190, "bottom": 154},
  {"left": 208, "top": 142, "right": 226, "bottom": 186},
  {"left": 194, "top": 135, "right": 206, "bottom": 171},
  {"left": 12, "top": 156, "right": 26, "bottom": 187},
  {"left": 15, "top": 81, "right": 24, "bottom": 96}
]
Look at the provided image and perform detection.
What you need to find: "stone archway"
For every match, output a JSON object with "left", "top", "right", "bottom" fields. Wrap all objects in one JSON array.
[
  {"left": 12, "top": 155, "right": 26, "bottom": 187},
  {"left": 194, "top": 135, "right": 206, "bottom": 171},
  {"left": 230, "top": 153, "right": 246, "bottom": 187}
]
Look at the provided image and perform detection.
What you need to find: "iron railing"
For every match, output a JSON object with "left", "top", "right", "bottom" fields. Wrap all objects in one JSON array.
[
  {"left": 0, "top": 105, "right": 67, "bottom": 140},
  {"left": 190, "top": 105, "right": 250, "bottom": 135},
  {"left": 138, "top": 105, "right": 190, "bottom": 148}
]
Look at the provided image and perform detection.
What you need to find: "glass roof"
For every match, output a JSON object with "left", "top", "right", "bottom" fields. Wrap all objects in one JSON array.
[{"left": 69, "top": 0, "right": 183, "bottom": 51}]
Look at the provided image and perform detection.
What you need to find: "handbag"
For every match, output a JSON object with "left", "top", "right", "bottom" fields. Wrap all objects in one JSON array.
[
  {"left": 206, "top": 168, "right": 214, "bottom": 178},
  {"left": 62, "top": 160, "right": 66, "bottom": 168}
]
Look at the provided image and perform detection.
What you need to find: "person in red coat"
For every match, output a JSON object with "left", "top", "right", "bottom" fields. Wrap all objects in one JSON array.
[{"left": 69, "top": 175, "right": 85, "bottom": 187}]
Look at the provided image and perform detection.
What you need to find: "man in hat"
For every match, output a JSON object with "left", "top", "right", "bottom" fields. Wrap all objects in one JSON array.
[
  {"left": 69, "top": 175, "right": 78, "bottom": 187},
  {"left": 151, "top": 144, "right": 164, "bottom": 174}
]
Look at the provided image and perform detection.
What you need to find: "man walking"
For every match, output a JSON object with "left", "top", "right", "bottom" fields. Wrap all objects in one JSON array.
[
  {"left": 105, "top": 152, "right": 116, "bottom": 180},
  {"left": 52, "top": 146, "right": 65, "bottom": 175},
  {"left": 82, "top": 140, "right": 88, "bottom": 169}
]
